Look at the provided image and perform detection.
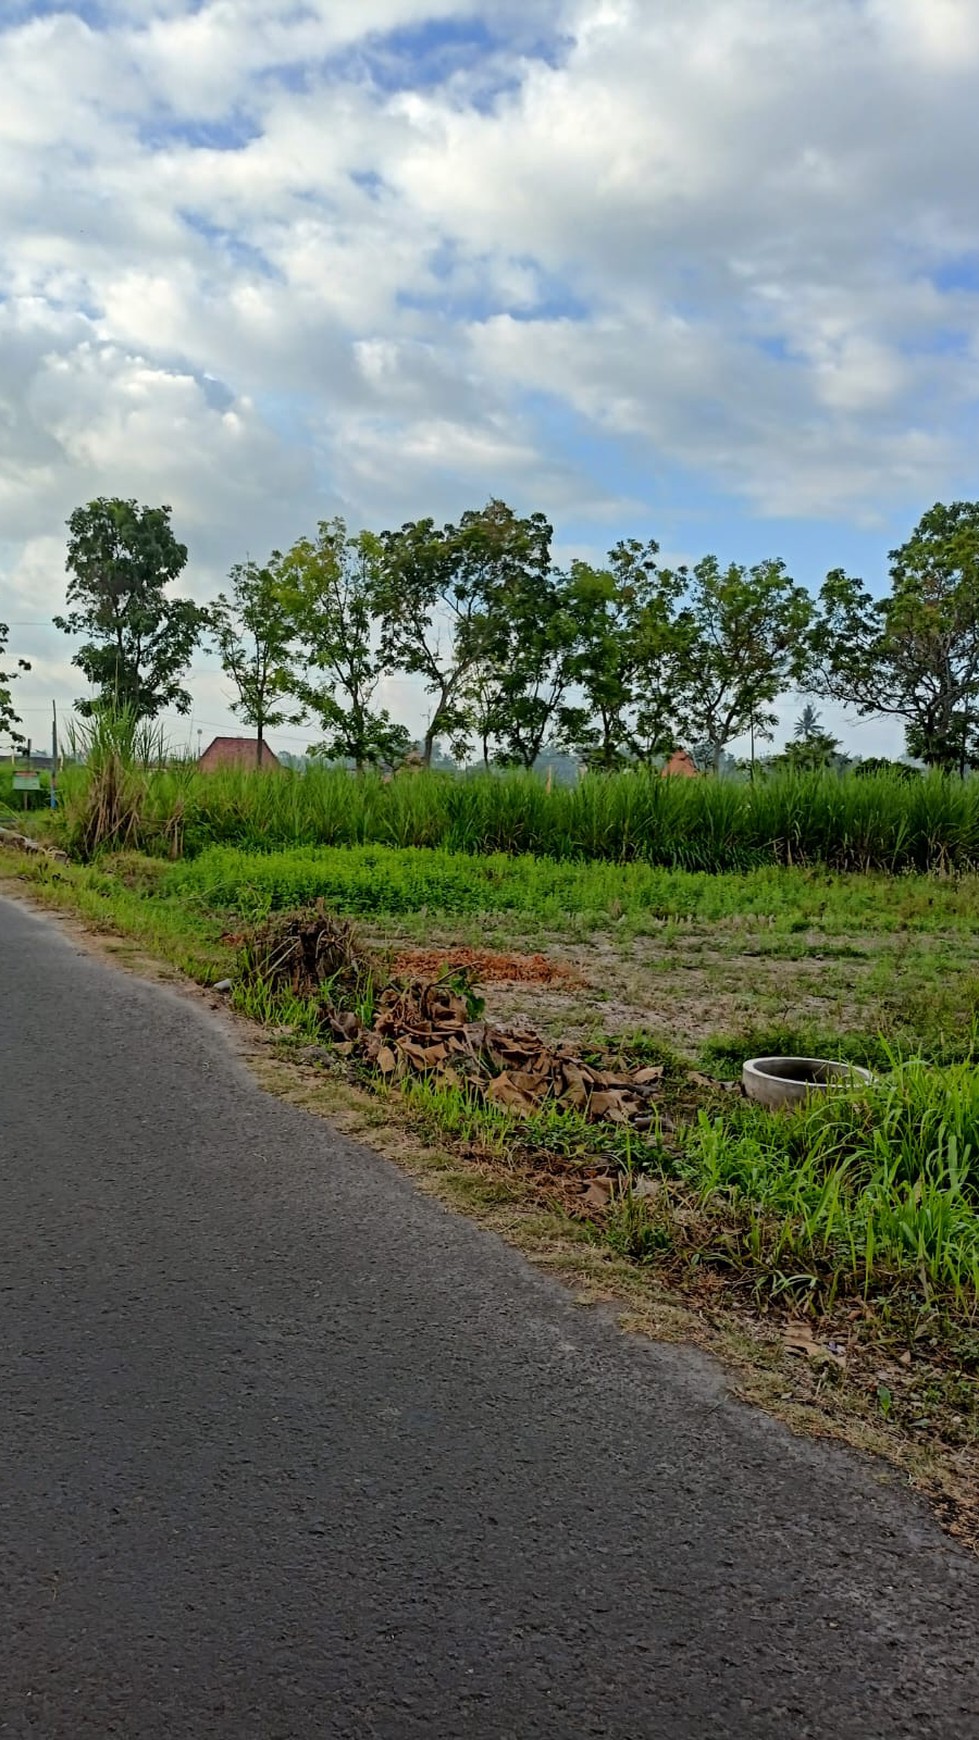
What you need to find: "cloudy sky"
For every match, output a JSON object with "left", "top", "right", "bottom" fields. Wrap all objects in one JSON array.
[{"left": 3, "top": 0, "right": 979, "bottom": 759}]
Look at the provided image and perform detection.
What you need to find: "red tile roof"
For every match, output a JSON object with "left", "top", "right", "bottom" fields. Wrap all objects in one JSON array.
[
  {"left": 198, "top": 736, "right": 281, "bottom": 770},
  {"left": 661, "top": 748, "right": 699, "bottom": 778}
]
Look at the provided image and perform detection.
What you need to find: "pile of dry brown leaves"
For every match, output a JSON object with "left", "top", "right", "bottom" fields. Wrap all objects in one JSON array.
[
  {"left": 328, "top": 976, "right": 666, "bottom": 1125},
  {"left": 242, "top": 905, "right": 672, "bottom": 1128}
]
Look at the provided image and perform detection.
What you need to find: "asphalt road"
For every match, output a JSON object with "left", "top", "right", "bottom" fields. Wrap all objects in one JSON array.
[{"left": 2, "top": 894, "right": 979, "bottom": 1739}]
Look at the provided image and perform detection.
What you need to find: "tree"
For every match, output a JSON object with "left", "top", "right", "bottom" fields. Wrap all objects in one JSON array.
[
  {"left": 794, "top": 702, "right": 821, "bottom": 742},
  {"left": 376, "top": 500, "right": 549, "bottom": 767},
  {"left": 853, "top": 756, "right": 921, "bottom": 780},
  {"left": 278, "top": 518, "right": 410, "bottom": 771},
  {"left": 55, "top": 498, "right": 207, "bottom": 718},
  {"left": 668, "top": 556, "right": 813, "bottom": 771},
  {"left": 0, "top": 622, "right": 30, "bottom": 747},
  {"left": 485, "top": 571, "right": 580, "bottom": 768},
  {"left": 790, "top": 702, "right": 841, "bottom": 768},
  {"left": 565, "top": 540, "right": 690, "bottom": 769},
  {"left": 453, "top": 505, "right": 579, "bottom": 768},
  {"left": 774, "top": 705, "right": 842, "bottom": 771},
  {"left": 375, "top": 513, "right": 477, "bottom": 768},
  {"left": 810, "top": 502, "right": 979, "bottom": 774},
  {"left": 211, "top": 557, "right": 302, "bottom": 766}
]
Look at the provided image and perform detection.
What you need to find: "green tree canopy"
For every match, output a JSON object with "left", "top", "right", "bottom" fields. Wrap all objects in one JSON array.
[
  {"left": 211, "top": 557, "right": 302, "bottom": 765},
  {"left": 0, "top": 622, "right": 30, "bottom": 747},
  {"left": 377, "top": 500, "right": 554, "bottom": 767},
  {"left": 278, "top": 518, "right": 410, "bottom": 771},
  {"left": 453, "top": 504, "right": 576, "bottom": 768},
  {"left": 564, "top": 539, "right": 691, "bottom": 769},
  {"left": 811, "top": 501, "right": 979, "bottom": 774},
  {"left": 55, "top": 498, "right": 207, "bottom": 718},
  {"left": 668, "top": 556, "right": 814, "bottom": 771},
  {"left": 770, "top": 704, "right": 842, "bottom": 772}
]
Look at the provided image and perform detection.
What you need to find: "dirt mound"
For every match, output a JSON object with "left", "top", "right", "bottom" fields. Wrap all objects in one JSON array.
[{"left": 391, "top": 946, "right": 583, "bottom": 987}]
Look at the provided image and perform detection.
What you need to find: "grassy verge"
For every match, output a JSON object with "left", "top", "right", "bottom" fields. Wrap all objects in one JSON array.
[
  {"left": 4, "top": 841, "right": 977, "bottom": 1542},
  {"left": 159, "top": 841, "right": 979, "bottom": 932}
]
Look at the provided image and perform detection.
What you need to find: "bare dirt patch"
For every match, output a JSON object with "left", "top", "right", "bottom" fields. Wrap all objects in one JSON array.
[
  {"left": 466, "top": 925, "right": 979, "bottom": 1053},
  {"left": 390, "top": 944, "right": 586, "bottom": 987}
]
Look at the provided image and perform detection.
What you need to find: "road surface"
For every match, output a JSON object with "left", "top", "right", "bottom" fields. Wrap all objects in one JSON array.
[{"left": 1, "top": 893, "right": 978, "bottom": 1738}]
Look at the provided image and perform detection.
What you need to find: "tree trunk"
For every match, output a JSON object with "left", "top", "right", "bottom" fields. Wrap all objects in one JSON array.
[
  {"left": 256, "top": 721, "right": 264, "bottom": 768},
  {"left": 423, "top": 689, "right": 453, "bottom": 769}
]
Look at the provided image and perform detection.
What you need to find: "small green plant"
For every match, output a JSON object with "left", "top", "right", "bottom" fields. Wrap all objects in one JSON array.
[{"left": 604, "top": 1184, "right": 675, "bottom": 1263}]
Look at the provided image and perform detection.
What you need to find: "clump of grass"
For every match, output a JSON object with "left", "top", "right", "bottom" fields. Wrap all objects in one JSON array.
[
  {"left": 236, "top": 904, "right": 379, "bottom": 1010},
  {"left": 604, "top": 1179, "right": 677, "bottom": 1263},
  {"left": 678, "top": 1059, "right": 979, "bottom": 1310},
  {"left": 57, "top": 709, "right": 192, "bottom": 859}
]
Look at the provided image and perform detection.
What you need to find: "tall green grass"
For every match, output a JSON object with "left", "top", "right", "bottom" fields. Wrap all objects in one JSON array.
[
  {"left": 58, "top": 710, "right": 192, "bottom": 857},
  {"left": 52, "top": 761, "right": 979, "bottom": 872},
  {"left": 681, "top": 1059, "right": 979, "bottom": 1306}
]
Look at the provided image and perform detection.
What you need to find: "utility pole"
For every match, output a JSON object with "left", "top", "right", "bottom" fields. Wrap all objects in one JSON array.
[{"left": 51, "top": 701, "right": 59, "bottom": 808}]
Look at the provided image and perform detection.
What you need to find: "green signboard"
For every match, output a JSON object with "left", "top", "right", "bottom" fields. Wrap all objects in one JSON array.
[{"left": 12, "top": 773, "right": 41, "bottom": 792}]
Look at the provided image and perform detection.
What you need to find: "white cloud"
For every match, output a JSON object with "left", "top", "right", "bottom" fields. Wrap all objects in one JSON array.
[
  {"left": 868, "top": 0, "right": 979, "bottom": 68},
  {"left": 2, "top": 0, "right": 979, "bottom": 752}
]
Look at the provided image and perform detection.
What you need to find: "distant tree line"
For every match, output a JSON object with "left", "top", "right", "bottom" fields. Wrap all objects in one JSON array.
[{"left": 15, "top": 494, "right": 979, "bottom": 774}]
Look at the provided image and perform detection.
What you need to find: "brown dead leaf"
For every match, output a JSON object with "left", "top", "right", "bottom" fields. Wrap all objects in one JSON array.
[
  {"left": 784, "top": 1323, "right": 846, "bottom": 1368},
  {"left": 588, "top": 1090, "right": 632, "bottom": 1124},
  {"left": 582, "top": 1177, "right": 615, "bottom": 1210},
  {"left": 505, "top": 1070, "right": 550, "bottom": 1101},
  {"left": 398, "top": 1039, "right": 436, "bottom": 1069},
  {"left": 485, "top": 1073, "right": 539, "bottom": 1115},
  {"left": 560, "top": 1082, "right": 589, "bottom": 1111}
]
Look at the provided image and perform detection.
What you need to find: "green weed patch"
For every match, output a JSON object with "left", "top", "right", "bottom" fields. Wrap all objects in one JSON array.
[{"left": 161, "top": 843, "right": 979, "bottom": 934}]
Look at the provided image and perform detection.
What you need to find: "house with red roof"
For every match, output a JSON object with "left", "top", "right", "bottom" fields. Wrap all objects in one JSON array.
[
  {"left": 660, "top": 748, "right": 699, "bottom": 778},
  {"left": 198, "top": 736, "right": 281, "bottom": 772}
]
